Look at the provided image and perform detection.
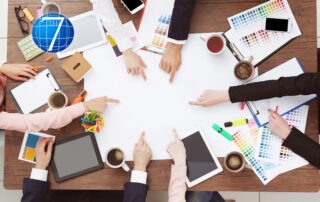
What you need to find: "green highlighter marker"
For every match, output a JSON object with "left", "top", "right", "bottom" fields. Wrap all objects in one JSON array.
[{"left": 212, "top": 124, "right": 233, "bottom": 141}]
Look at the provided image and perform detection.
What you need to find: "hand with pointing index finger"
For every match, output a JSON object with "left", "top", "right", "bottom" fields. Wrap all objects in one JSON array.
[
  {"left": 160, "top": 43, "right": 182, "bottom": 83},
  {"left": 189, "top": 89, "right": 230, "bottom": 107},
  {"left": 83, "top": 96, "right": 120, "bottom": 114},
  {"left": 268, "top": 109, "right": 291, "bottom": 140}
]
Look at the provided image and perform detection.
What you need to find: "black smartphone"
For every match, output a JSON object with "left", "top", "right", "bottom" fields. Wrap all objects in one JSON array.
[{"left": 265, "top": 18, "right": 291, "bottom": 32}]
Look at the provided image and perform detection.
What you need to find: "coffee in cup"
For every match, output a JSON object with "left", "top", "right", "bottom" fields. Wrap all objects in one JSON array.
[
  {"left": 47, "top": 91, "right": 68, "bottom": 110},
  {"left": 201, "top": 33, "right": 226, "bottom": 55},
  {"left": 234, "top": 56, "right": 254, "bottom": 81},
  {"left": 224, "top": 152, "right": 245, "bottom": 173},
  {"left": 105, "top": 148, "right": 130, "bottom": 172},
  {"left": 41, "top": 0, "right": 61, "bottom": 14}
]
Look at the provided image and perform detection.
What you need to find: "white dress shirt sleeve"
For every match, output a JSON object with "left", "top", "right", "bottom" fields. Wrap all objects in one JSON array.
[
  {"left": 167, "top": 38, "right": 187, "bottom": 45},
  {"left": 130, "top": 170, "right": 148, "bottom": 184},
  {"left": 90, "top": 0, "right": 134, "bottom": 52},
  {"left": 30, "top": 168, "right": 48, "bottom": 182}
]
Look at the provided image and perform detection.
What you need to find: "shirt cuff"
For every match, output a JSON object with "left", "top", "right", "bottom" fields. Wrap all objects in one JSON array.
[
  {"left": 130, "top": 170, "right": 148, "bottom": 185},
  {"left": 167, "top": 38, "right": 187, "bottom": 45},
  {"left": 30, "top": 168, "right": 48, "bottom": 182}
]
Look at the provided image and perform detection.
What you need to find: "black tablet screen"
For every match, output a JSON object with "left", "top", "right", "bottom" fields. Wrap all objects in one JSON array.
[
  {"left": 182, "top": 131, "right": 218, "bottom": 182},
  {"left": 53, "top": 135, "right": 101, "bottom": 178}
]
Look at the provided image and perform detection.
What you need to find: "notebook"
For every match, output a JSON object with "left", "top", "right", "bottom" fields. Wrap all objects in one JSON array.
[
  {"left": 11, "top": 69, "right": 60, "bottom": 114},
  {"left": 61, "top": 52, "right": 92, "bottom": 82},
  {"left": 245, "top": 58, "right": 316, "bottom": 127}
]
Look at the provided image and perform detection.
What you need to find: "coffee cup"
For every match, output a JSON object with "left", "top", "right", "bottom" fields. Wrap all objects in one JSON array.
[
  {"left": 41, "top": 0, "right": 61, "bottom": 14},
  {"left": 201, "top": 33, "right": 226, "bottom": 55},
  {"left": 224, "top": 151, "right": 246, "bottom": 173},
  {"left": 47, "top": 91, "right": 68, "bottom": 110},
  {"left": 234, "top": 56, "right": 255, "bottom": 81},
  {"left": 105, "top": 147, "right": 130, "bottom": 172}
]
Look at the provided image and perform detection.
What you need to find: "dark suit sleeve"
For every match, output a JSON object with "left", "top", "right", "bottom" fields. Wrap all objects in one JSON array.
[
  {"left": 228, "top": 73, "right": 320, "bottom": 103},
  {"left": 282, "top": 127, "right": 320, "bottom": 169},
  {"left": 21, "top": 178, "right": 50, "bottom": 202},
  {"left": 123, "top": 182, "right": 148, "bottom": 202},
  {"left": 168, "top": 0, "right": 197, "bottom": 41}
]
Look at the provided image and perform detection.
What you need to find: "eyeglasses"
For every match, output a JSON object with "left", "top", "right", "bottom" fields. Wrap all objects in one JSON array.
[{"left": 14, "top": 6, "right": 29, "bottom": 34}]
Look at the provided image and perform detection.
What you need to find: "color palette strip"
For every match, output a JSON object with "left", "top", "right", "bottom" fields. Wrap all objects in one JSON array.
[
  {"left": 240, "top": 29, "right": 287, "bottom": 49},
  {"left": 233, "top": 130, "right": 269, "bottom": 183},
  {"left": 228, "top": 0, "right": 287, "bottom": 34}
]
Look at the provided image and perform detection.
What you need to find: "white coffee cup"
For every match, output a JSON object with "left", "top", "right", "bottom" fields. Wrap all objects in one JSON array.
[
  {"left": 41, "top": 0, "right": 61, "bottom": 14},
  {"left": 47, "top": 91, "right": 68, "bottom": 110},
  {"left": 200, "top": 33, "right": 226, "bottom": 55},
  {"left": 105, "top": 147, "right": 130, "bottom": 172}
]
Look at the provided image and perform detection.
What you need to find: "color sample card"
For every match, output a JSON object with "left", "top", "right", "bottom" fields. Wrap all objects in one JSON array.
[
  {"left": 256, "top": 105, "right": 309, "bottom": 164},
  {"left": 225, "top": 0, "right": 301, "bottom": 65},
  {"left": 107, "top": 21, "right": 143, "bottom": 58},
  {"left": 138, "top": 0, "right": 175, "bottom": 55},
  {"left": 148, "top": 14, "right": 171, "bottom": 54},
  {"left": 233, "top": 129, "right": 279, "bottom": 185},
  {"left": 19, "top": 132, "right": 55, "bottom": 164}
]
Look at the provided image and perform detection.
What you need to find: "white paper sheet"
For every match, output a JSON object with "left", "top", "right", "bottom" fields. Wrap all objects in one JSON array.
[{"left": 84, "top": 34, "right": 255, "bottom": 160}]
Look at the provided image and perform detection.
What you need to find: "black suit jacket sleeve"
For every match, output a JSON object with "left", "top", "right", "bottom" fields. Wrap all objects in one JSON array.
[
  {"left": 283, "top": 127, "right": 320, "bottom": 168},
  {"left": 228, "top": 73, "right": 320, "bottom": 103},
  {"left": 123, "top": 182, "right": 148, "bottom": 202},
  {"left": 21, "top": 178, "right": 50, "bottom": 202},
  {"left": 168, "top": 0, "right": 197, "bottom": 41}
]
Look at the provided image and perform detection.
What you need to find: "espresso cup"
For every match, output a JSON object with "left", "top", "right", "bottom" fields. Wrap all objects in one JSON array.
[
  {"left": 47, "top": 91, "right": 68, "bottom": 110},
  {"left": 105, "top": 147, "right": 130, "bottom": 172},
  {"left": 201, "top": 33, "right": 226, "bottom": 55},
  {"left": 41, "top": 0, "right": 61, "bottom": 14},
  {"left": 234, "top": 56, "right": 255, "bottom": 81},
  {"left": 224, "top": 151, "right": 246, "bottom": 173}
]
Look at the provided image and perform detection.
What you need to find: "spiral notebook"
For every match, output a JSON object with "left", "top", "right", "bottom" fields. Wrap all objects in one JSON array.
[{"left": 11, "top": 69, "right": 60, "bottom": 114}]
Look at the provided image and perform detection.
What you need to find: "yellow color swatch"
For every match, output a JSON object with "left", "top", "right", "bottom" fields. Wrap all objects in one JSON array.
[{"left": 24, "top": 147, "right": 35, "bottom": 161}]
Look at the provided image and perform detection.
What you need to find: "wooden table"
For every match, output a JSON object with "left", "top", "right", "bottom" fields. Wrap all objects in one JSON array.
[{"left": 5, "top": 0, "right": 319, "bottom": 192}]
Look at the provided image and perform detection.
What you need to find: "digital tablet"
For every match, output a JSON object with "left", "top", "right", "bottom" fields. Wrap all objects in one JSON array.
[
  {"left": 182, "top": 130, "right": 223, "bottom": 187},
  {"left": 57, "top": 11, "right": 107, "bottom": 58},
  {"left": 51, "top": 132, "right": 104, "bottom": 182}
]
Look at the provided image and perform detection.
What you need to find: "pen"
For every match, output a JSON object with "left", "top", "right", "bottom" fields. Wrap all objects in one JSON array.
[
  {"left": 212, "top": 124, "right": 233, "bottom": 141},
  {"left": 240, "top": 102, "right": 245, "bottom": 110}
]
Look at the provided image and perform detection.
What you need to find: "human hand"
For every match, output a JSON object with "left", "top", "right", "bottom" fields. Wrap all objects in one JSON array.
[
  {"left": 0, "top": 64, "right": 37, "bottom": 81},
  {"left": 35, "top": 137, "right": 54, "bottom": 170},
  {"left": 133, "top": 132, "right": 152, "bottom": 172},
  {"left": 268, "top": 109, "right": 291, "bottom": 140},
  {"left": 167, "top": 129, "right": 186, "bottom": 166},
  {"left": 123, "top": 49, "right": 147, "bottom": 80},
  {"left": 189, "top": 89, "right": 230, "bottom": 107},
  {"left": 83, "top": 96, "right": 120, "bottom": 114},
  {"left": 159, "top": 43, "right": 182, "bottom": 83}
]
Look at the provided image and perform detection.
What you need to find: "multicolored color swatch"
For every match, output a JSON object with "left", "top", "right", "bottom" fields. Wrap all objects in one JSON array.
[
  {"left": 19, "top": 132, "right": 55, "bottom": 164},
  {"left": 240, "top": 29, "right": 287, "bottom": 48},
  {"left": 233, "top": 130, "right": 271, "bottom": 184},
  {"left": 229, "top": 0, "right": 286, "bottom": 34},
  {"left": 148, "top": 14, "right": 171, "bottom": 54},
  {"left": 256, "top": 106, "right": 309, "bottom": 164}
]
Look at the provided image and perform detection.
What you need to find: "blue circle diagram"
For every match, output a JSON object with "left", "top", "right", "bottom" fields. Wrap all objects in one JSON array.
[{"left": 32, "top": 13, "right": 74, "bottom": 53}]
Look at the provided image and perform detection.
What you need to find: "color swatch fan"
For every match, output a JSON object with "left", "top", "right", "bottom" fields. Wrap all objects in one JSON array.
[{"left": 224, "top": 0, "right": 301, "bottom": 65}]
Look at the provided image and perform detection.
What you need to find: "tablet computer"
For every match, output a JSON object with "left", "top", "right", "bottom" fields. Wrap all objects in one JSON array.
[
  {"left": 51, "top": 132, "right": 104, "bottom": 182},
  {"left": 182, "top": 129, "right": 223, "bottom": 187},
  {"left": 57, "top": 11, "right": 107, "bottom": 58}
]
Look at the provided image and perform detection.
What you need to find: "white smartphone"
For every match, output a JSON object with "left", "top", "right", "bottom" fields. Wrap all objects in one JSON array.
[
  {"left": 264, "top": 17, "right": 292, "bottom": 32},
  {"left": 121, "top": 0, "right": 145, "bottom": 14}
]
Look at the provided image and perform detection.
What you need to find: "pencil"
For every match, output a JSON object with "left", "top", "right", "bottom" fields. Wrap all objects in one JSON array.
[{"left": 32, "top": 65, "right": 46, "bottom": 70}]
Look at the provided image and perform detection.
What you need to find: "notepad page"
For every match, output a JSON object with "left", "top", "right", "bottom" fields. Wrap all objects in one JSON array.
[{"left": 11, "top": 69, "right": 58, "bottom": 114}]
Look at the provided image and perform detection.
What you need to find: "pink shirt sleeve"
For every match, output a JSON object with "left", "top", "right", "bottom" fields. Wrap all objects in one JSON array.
[
  {"left": 0, "top": 103, "right": 85, "bottom": 132},
  {"left": 168, "top": 165, "right": 187, "bottom": 202}
]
